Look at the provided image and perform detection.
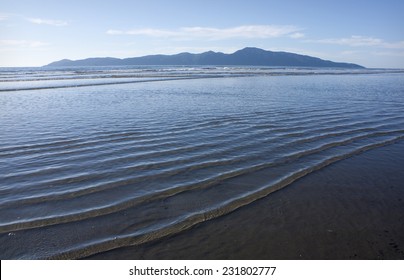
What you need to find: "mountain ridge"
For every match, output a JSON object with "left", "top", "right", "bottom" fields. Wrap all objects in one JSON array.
[{"left": 45, "top": 47, "right": 364, "bottom": 68}]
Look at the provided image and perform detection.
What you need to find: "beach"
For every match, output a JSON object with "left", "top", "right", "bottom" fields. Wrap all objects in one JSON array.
[{"left": 87, "top": 140, "right": 404, "bottom": 260}]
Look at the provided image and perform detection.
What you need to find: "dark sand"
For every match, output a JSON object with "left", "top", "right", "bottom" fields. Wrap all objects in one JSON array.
[{"left": 87, "top": 140, "right": 404, "bottom": 260}]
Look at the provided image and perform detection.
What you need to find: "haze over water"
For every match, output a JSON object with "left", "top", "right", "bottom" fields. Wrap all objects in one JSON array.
[{"left": 0, "top": 67, "right": 404, "bottom": 259}]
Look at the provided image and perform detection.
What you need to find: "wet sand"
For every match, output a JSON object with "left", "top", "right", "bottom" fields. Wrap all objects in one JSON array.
[{"left": 87, "top": 140, "right": 404, "bottom": 260}]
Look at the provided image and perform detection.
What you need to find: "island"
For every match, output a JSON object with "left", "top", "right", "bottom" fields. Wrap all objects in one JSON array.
[{"left": 45, "top": 47, "right": 364, "bottom": 68}]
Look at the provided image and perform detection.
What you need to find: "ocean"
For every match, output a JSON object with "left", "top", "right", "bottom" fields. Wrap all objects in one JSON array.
[{"left": 0, "top": 66, "right": 403, "bottom": 259}]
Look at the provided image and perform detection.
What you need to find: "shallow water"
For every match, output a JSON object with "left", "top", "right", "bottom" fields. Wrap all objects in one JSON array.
[{"left": 0, "top": 67, "right": 404, "bottom": 259}]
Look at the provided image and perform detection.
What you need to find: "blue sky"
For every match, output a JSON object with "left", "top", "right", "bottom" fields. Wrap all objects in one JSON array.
[{"left": 1, "top": 0, "right": 403, "bottom": 67}]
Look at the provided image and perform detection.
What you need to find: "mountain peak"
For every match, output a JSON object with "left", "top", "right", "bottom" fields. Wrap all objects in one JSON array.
[{"left": 237, "top": 47, "right": 268, "bottom": 53}]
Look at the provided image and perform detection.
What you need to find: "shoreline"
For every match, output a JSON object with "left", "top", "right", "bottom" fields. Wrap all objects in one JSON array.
[{"left": 87, "top": 140, "right": 404, "bottom": 260}]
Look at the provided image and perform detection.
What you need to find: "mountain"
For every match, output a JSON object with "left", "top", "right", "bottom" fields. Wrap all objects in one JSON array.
[{"left": 45, "top": 47, "right": 364, "bottom": 68}]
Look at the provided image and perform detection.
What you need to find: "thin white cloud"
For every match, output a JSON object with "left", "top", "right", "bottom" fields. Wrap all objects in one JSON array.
[
  {"left": 107, "top": 28, "right": 178, "bottom": 37},
  {"left": 315, "top": 35, "right": 383, "bottom": 47},
  {"left": 27, "top": 17, "right": 68, "bottom": 26},
  {"left": 290, "top": 32, "right": 305, "bottom": 39},
  {"left": 383, "top": 41, "right": 404, "bottom": 49},
  {"left": 313, "top": 35, "right": 404, "bottom": 49},
  {"left": 0, "top": 40, "right": 49, "bottom": 48},
  {"left": 107, "top": 25, "right": 303, "bottom": 40},
  {"left": 181, "top": 25, "right": 301, "bottom": 39},
  {"left": 371, "top": 51, "right": 404, "bottom": 57},
  {"left": 0, "top": 14, "right": 9, "bottom": 21}
]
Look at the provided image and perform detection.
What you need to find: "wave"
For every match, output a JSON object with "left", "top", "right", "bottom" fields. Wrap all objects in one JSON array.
[
  {"left": 1, "top": 67, "right": 403, "bottom": 92},
  {"left": 1, "top": 115, "right": 402, "bottom": 203},
  {"left": 0, "top": 130, "right": 402, "bottom": 243},
  {"left": 0, "top": 77, "right": 200, "bottom": 92},
  {"left": 49, "top": 135, "right": 404, "bottom": 259}
]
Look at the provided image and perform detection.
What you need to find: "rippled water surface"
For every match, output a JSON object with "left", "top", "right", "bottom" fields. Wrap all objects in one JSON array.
[{"left": 0, "top": 67, "right": 403, "bottom": 259}]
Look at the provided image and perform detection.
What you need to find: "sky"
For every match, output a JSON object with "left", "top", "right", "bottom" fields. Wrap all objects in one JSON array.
[{"left": 1, "top": 0, "right": 403, "bottom": 68}]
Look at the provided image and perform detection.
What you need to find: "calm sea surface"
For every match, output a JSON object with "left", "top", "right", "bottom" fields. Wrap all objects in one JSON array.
[{"left": 0, "top": 66, "right": 403, "bottom": 259}]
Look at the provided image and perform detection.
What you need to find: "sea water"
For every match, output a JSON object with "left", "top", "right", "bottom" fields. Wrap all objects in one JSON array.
[{"left": 0, "top": 66, "right": 403, "bottom": 259}]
